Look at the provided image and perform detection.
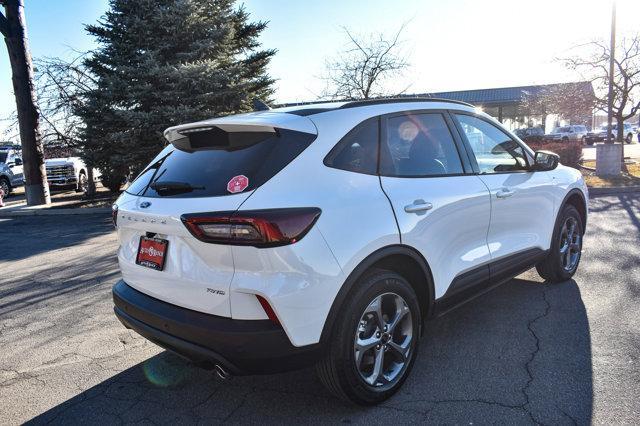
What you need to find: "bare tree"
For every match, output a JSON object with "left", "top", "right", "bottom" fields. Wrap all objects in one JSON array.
[
  {"left": 559, "top": 36, "right": 640, "bottom": 142},
  {"left": 323, "top": 25, "right": 410, "bottom": 100},
  {"left": 1, "top": 0, "right": 50, "bottom": 205},
  {"left": 32, "top": 55, "right": 95, "bottom": 147},
  {"left": 34, "top": 55, "right": 100, "bottom": 196},
  {"left": 520, "top": 83, "right": 595, "bottom": 129}
]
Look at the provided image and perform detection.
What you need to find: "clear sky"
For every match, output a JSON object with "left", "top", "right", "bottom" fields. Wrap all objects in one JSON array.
[{"left": 2, "top": 0, "right": 639, "bottom": 137}]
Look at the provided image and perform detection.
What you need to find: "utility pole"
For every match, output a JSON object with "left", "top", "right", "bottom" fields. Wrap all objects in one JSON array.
[
  {"left": 606, "top": 1, "right": 616, "bottom": 144},
  {"left": 1, "top": 0, "right": 50, "bottom": 205}
]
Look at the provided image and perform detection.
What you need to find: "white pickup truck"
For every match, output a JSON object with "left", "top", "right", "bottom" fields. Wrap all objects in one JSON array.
[{"left": 45, "top": 157, "right": 101, "bottom": 193}]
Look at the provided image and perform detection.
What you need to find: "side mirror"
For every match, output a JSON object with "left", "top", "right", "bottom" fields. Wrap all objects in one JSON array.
[
  {"left": 14, "top": 158, "right": 22, "bottom": 166},
  {"left": 533, "top": 150, "right": 559, "bottom": 171}
]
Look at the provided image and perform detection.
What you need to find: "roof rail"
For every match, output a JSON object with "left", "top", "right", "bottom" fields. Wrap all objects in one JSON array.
[{"left": 338, "top": 97, "right": 475, "bottom": 109}]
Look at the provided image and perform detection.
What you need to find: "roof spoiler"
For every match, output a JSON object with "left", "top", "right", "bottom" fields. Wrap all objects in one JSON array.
[
  {"left": 164, "top": 113, "right": 317, "bottom": 151},
  {"left": 165, "top": 123, "right": 276, "bottom": 152}
]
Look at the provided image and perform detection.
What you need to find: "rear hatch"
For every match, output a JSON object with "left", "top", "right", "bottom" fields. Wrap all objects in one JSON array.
[{"left": 115, "top": 112, "right": 317, "bottom": 317}]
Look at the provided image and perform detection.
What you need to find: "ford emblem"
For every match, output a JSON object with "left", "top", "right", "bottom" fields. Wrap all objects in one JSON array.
[{"left": 140, "top": 201, "right": 151, "bottom": 208}]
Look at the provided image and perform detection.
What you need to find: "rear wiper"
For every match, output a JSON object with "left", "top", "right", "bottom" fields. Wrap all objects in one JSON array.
[{"left": 150, "top": 181, "right": 204, "bottom": 195}]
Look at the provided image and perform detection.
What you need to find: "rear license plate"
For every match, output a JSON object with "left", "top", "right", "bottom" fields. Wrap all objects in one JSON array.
[{"left": 136, "top": 236, "right": 168, "bottom": 271}]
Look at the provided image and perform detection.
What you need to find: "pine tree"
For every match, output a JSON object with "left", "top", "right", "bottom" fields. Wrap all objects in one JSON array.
[{"left": 77, "top": 0, "right": 276, "bottom": 189}]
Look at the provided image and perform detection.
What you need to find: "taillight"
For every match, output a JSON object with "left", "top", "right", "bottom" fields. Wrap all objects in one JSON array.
[
  {"left": 112, "top": 204, "right": 118, "bottom": 227},
  {"left": 181, "top": 208, "right": 321, "bottom": 248}
]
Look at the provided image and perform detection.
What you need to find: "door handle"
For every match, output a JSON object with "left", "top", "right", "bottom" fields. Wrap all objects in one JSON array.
[
  {"left": 404, "top": 200, "right": 433, "bottom": 214},
  {"left": 496, "top": 188, "right": 515, "bottom": 199}
]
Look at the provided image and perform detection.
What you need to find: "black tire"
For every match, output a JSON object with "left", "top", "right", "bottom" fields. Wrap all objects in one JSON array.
[
  {"left": 536, "top": 204, "right": 583, "bottom": 283},
  {"left": 0, "top": 177, "right": 10, "bottom": 197},
  {"left": 316, "top": 269, "right": 421, "bottom": 405},
  {"left": 76, "top": 172, "right": 88, "bottom": 193}
]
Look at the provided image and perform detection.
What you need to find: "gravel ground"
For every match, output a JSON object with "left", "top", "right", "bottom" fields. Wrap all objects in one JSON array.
[{"left": 0, "top": 194, "right": 638, "bottom": 425}]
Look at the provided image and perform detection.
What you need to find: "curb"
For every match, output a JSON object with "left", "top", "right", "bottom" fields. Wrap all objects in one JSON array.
[
  {"left": 0, "top": 206, "right": 111, "bottom": 217},
  {"left": 588, "top": 186, "right": 640, "bottom": 196}
]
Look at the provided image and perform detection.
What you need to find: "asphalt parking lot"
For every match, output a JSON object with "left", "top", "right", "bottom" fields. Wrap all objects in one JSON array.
[{"left": 1, "top": 194, "right": 639, "bottom": 424}]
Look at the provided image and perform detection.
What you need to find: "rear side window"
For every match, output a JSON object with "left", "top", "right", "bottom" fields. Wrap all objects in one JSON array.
[
  {"left": 126, "top": 128, "right": 316, "bottom": 198},
  {"left": 380, "top": 113, "right": 464, "bottom": 177},
  {"left": 324, "top": 118, "right": 379, "bottom": 175}
]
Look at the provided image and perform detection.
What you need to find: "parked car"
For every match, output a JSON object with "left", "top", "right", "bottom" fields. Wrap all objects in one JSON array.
[
  {"left": 546, "top": 125, "right": 588, "bottom": 143},
  {"left": 0, "top": 145, "right": 24, "bottom": 196},
  {"left": 584, "top": 123, "right": 635, "bottom": 145},
  {"left": 514, "top": 127, "right": 545, "bottom": 143},
  {"left": 45, "top": 157, "right": 101, "bottom": 193},
  {"left": 111, "top": 98, "right": 588, "bottom": 405}
]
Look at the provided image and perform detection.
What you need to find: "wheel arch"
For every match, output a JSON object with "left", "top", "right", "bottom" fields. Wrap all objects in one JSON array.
[
  {"left": 560, "top": 188, "right": 588, "bottom": 234},
  {"left": 319, "top": 245, "right": 435, "bottom": 345}
]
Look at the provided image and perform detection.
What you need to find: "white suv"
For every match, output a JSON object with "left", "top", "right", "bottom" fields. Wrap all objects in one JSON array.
[
  {"left": 112, "top": 99, "right": 588, "bottom": 405},
  {"left": 546, "top": 125, "right": 588, "bottom": 143}
]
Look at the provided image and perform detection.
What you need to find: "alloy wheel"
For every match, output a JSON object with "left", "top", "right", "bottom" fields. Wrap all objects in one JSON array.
[
  {"left": 353, "top": 292, "right": 413, "bottom": 387},
  {"left": 559, "top": 216, "right": 581, "bottom": 272},
  {"left": 0, "top": 179, "right": 9, "bottom": 197}
]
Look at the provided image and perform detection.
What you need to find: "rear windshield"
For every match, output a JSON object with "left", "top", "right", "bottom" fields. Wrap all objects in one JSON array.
[{"left": 126, "top": 128, "right": 316, "bottom": 198}]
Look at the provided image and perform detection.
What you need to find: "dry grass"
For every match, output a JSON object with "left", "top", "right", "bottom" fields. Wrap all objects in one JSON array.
[{"left": 580, "top": 160, "right": 640, "bottom": 188}]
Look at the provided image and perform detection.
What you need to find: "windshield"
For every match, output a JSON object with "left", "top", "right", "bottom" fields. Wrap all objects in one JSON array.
[
  {"left": 126, "top": 128, "right": 316, "bottom": 198},
  {"left": 557, "top": 127, "right": 570, "bottom": 133}
]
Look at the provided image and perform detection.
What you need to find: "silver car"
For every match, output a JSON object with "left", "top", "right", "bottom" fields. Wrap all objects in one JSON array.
[
  {"left": 0, "top": 146, "right": 24, "bottom": 196},
  {"left": 546, "top": 125, "right": 588, "bottom": 143}
]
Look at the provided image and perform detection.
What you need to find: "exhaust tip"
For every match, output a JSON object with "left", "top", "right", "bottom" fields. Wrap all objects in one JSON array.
[{"left": 214, "top": 364, "right": 231, "bottom": 380}]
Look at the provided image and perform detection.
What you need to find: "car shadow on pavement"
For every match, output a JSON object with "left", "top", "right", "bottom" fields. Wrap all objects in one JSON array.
[
  {"left": 27, "top": 277, "right": 592, "bottom": 425},
  {"left": 0, "top": 253, "right": 119, "bottom": 317},
  {"left": 0, "top": 214, "right": 114, "bottom": 262}
]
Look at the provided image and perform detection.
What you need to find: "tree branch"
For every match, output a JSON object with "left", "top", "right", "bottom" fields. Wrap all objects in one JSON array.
[{"left": 322, "top": 24, "right": 410, "bottom": 100}]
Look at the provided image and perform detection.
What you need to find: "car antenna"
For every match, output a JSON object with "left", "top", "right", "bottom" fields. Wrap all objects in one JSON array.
[{"left": 252, "top": 98, "right": 271, "bottom": 111}]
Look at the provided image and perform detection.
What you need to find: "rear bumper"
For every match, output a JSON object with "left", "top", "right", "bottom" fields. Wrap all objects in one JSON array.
[{"left": 112, "top": 280, "right": 322, "bottom": 375}]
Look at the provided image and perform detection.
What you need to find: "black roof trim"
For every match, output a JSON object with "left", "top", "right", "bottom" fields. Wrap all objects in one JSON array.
[
  {"left": 339, "top": 97, "right": 474, "bottom": 109},
  {"left": 287, "top": 108, "right": 336, "bottom": 117}
]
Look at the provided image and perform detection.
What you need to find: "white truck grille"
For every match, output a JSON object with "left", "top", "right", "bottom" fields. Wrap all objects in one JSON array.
[{"left": 46, "top": 165, "right": 74, "bottom": 178}]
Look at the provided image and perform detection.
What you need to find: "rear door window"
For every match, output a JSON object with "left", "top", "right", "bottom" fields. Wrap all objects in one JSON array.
[{"left": 126, "top": 128, "right": 316, "bottom": 198}]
